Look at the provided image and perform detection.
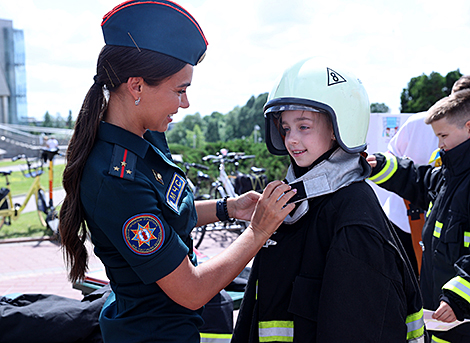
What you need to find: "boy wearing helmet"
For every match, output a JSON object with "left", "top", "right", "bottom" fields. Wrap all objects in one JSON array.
[
  {"left": 368, "top": 89, "right": 470, "bottom": 342},
  {"left": 231, "top": 58, "right": 425, "bottom": 343}
]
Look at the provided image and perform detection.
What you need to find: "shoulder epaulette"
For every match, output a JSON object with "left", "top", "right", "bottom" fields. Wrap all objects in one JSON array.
[{"left": 108, "top": 145, "right": 137, "bottom": 181}]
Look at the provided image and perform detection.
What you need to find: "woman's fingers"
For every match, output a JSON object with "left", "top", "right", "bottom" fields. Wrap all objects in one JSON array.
[{"left": 250, "top": 181, "right": 297, "bottom": 238}]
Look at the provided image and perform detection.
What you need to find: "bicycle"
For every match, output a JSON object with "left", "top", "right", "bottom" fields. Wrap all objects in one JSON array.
[
  {"left": 191, "top": 149, "right": 267, "bottom": 248},
  {"left": 0, "top": 152, "right": 60, "bottom": 235},
  {"left": 177, "top": 161, "right": 213, "bottom": 248},
  {"left": 180, "top": 161, "right": 212, "bottom": 201}
]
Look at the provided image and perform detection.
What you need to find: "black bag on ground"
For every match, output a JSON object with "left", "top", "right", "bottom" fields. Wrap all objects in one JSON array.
[{"left": 0, "top": 284, "right": 111, "bottom": 343}]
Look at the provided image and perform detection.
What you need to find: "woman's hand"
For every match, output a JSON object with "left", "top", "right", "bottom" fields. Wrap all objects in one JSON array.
[
  {"left": 249, "top": 180, "right": 296, "bottom": 239},
  {"left": 366, "top": 154, "right": 377, "bottom": 168},
  {"left": 228, "top": 191, "right": 260, "bottom": 221},
  {"left": 158, "top": 180, "right": 296, "bottom": 310},
  {"left": 432, "top": 301, "right": 457, "bottom": 323}
]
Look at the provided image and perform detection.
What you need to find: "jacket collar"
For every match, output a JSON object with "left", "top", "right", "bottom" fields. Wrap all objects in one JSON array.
[
  {"left": 98, "top": 121, "right": 150, "bottom": 158},
  {"left": 98, "top": 122, "right": 180, "bottom": 169},
  {"left": 283, "top": 148, "right": 370, "bottom": 224},
  {"left": 441, "top": 138, "right": 470, "bottom": 177}
]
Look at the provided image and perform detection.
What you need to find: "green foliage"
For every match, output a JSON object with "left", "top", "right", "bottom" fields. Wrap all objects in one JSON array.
[
  {"left": 167, "top": 92, "right": 285, "bottom": 184},
  {"left": 0, "top": 210, "right": 54, "bottom": 239},
  {"left": 400, "top": 69, "right": 463, "bottom": 113},
  {"left": 370, "top": 102, "right": 389, "bottom": 113},
  {"left": 42, "top": 111, "right": 54, "bottom": 127},
  {"left": 167, "top": 93, "right": 269, "bottom": 146},
  {"left": 66, "top": 110, "right": 74, "bottom": 129},
  {"left": 40, "top": 110, "right": 75, "bottom": 129},
  {"left": 0, "top": 160, "right": 64, "bottom": 239},
  {"left": 169, "top": 138, "right": 290, "bottom": 184},
  {"left": 0, "top": 163, "right": 65, "bottom": 196},
  {"left": 203, "top": 112, "right": 224, "bottom": 142}
]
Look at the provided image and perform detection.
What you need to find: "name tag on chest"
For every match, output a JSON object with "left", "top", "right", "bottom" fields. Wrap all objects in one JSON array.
[{"left": 166, "top": 173, "right": 187, "bottom": 213}]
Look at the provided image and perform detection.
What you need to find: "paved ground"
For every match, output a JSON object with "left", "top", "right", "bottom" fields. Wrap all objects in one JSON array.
[
  {"left": 0, "top": 157, "right": 246, "bottom": 301},
  {"left": 0, "top": 228, "right": 241, "bottom": 300}
]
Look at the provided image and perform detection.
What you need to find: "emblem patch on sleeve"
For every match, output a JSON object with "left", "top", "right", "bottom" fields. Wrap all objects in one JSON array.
[
  {"left": 123, "top": 214, "right": 165, "bottom": 255},
  {"left": 166, "top": 173, "right": 187, "bottom": 213}
]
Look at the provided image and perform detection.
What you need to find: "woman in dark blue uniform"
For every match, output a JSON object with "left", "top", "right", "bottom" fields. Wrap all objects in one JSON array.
[{"left": 58, "top": 2, "right": 296, "bottom": 342}]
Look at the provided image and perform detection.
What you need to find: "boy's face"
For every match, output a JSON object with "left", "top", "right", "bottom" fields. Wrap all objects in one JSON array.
[
  {"left": 431, "top": 117, "right": 470, "bottom": 151},
  {"left": 281, "top": 110, "right": 335, "bottom": 167}
]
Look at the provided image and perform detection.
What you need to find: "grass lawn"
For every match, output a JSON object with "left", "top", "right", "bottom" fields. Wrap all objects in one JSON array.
[
  {"left": 0, "top": 210, "right": 56, "bottom": 239},
  {"left": 0, "top": 162, "right": 65, "bottom": 197},
  {"left": 0, "top": 159, "right": 64, "bottom": 240}
]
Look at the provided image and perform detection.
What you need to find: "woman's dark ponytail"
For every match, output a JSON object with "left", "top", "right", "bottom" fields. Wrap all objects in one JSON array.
[{"left": 59, "top": 45, "right": 186, "bottom": 283}]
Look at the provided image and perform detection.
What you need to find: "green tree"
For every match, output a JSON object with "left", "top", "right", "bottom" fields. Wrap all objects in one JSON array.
[
  {"left": 400, "top": 70, "right": 462, "bottom": 113},
  {"left": 370, "top": 102, "right": 389, "bottom": 113},
  {"left": 66, "top": 110, "right": 74, "bottom": 129},
  {"left": 185, "top": 124, "right": 205, "bottom": 149},
  {"left": 203, "top": 112, "right": 224, "bottom": 142},
  {"left": 224, "top": 93, "right": 268, "bottom": 140},
  {"left": 43, "top": 111, "right": 53, "bottom": 127},
  {"left": 167, "top": 112, "right": 205, "bottom": 145},
  {"left": 55, "top": 113, "right": 65, "bottom": 128}
]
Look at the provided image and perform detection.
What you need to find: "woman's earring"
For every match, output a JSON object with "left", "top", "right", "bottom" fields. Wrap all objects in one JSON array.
[{"left": 135, "top": 97, "right": 141, "bottom": 106}]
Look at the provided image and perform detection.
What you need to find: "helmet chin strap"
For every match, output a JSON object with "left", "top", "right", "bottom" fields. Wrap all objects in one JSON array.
[{"left": 283, "top": 148, "right": 371, "bottom": 224}]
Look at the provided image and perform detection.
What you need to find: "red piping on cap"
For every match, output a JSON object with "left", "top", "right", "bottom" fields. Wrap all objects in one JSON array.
[{"left": 102, "top": 1, "right": 208, "bottom": 46}]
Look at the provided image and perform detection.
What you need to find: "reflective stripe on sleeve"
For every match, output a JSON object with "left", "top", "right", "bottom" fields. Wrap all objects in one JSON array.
[
  {"left": 431, "top": 335, "right": 451, "bottom": 343},
  {"left": 200, "top": 333, "right": 232, "bottom": 343},
  {"left": 408, "top": 336, "right": 425, "bottom": 343},
  {"left": 433, "top": 221, "right": 443, "bottom": 238},
  {"left": 464, "top": 232, "right": 470, "bottom": 248},
  {"left": 426, "top": 202, "right": 433, "bottom": 218},
  {"left": 406, "top": 309, "right": 424, "bottom": 341},
  {"left": 258, "top": 321, "right": 294, "bottom": 342},
  {"left": 369, "top": 153, "right": 398, "bottom": 185},
  {"left": 443, "top": 276, "right": 470, "bottom": 304}
]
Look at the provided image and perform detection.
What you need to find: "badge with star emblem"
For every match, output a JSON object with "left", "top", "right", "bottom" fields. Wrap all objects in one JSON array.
[{"left": 123, "top": 214, "right": 165, "bottom": 255}]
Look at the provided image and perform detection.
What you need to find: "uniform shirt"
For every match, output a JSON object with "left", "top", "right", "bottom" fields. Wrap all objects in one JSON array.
[{"left": 81, "top": 122, "right": 202, "bottom": 342}]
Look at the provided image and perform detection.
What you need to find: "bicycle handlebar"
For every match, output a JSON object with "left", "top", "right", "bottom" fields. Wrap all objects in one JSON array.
[
  {"left": 11, "top": 154, "right": 26, "bottom": 162},
  {"left": 180, "top": 161, "right": 209, "bottom": 171},
  {"left": 189, "top": 162, "right": 209, "bottom": 170},
  {"left": 202, "top": 152, "right": 255, "bottom": 164}
]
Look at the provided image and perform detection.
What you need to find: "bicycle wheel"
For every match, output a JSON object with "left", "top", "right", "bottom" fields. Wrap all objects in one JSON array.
[
  {"left": 192, "top": 225, "right": 206, "bottom": 249},
  {"left": 36, "top": 189, "right": 48, "bottom": 227}
]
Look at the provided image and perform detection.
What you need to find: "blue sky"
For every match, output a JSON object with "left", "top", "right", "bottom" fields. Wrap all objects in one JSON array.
[{"left": 1, "top": 0, "right": 469, "bottom": 121}]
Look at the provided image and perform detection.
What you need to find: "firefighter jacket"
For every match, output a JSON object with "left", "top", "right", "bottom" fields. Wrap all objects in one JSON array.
[
  {"left": 369, "top": 137, "right": 470, "bottom": 324},
  {"left": 232, "top": 149, "right": 424, "bottom": 343}
]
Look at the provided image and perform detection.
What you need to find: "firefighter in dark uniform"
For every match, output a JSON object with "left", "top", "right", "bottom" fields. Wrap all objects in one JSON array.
[
  {"left": 58, "top": 2, "right": 297, "bottom": 342},
  {"left": 368, "top": 89, "right": 470, "bottom": 343},
  {"left": 231, "top": 58, "right": 425, "bottom": 343}
]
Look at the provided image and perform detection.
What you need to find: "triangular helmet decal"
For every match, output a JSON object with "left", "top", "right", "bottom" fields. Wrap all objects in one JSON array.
[{"left": 327, "top": 67, "right": 347, "bottom": 86}]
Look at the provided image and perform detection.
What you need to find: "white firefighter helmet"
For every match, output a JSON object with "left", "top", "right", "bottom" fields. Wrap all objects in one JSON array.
[{"left": 264, "top": 57, "right": 370, "bottom": 155}]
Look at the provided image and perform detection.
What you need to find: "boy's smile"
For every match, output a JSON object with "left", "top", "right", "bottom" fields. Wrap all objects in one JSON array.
[
  {"left": 281, "top": 110, "right": 336, "bottom": 167},
  {"left": 431, "top": 117, "right": 470, "bottom": 151}
]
